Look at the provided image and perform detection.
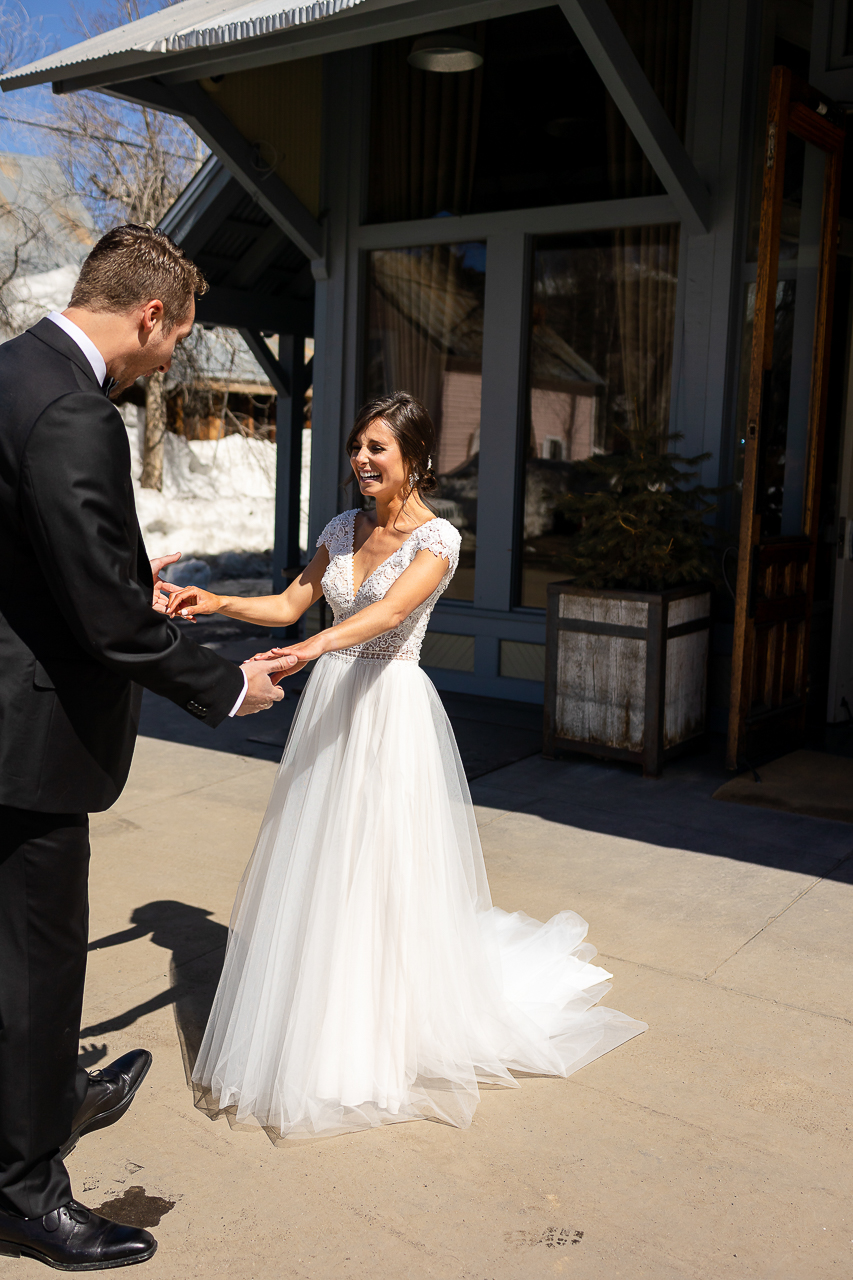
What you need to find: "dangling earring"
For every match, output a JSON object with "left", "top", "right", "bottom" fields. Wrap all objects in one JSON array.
[{"left": 409, "top": 472, "right": 418, "bottom": 489}]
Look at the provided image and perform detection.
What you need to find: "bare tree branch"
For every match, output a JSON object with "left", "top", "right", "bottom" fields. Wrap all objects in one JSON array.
[
  {"left": 0, "top": 2, "right": 61, "bottom": 330},
  {"left": 48, "top": 0, "right": 204, "bottom": 230},
  {"left": 37, "top": 0, "right": 210, "bottom": 486},
  {"left": 0, "top": 0, "right": 51, "bottom": 75}
]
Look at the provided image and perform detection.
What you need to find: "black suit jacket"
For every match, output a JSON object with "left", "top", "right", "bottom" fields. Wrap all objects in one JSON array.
[{"left": 0, "top": 318, "right": 244, "bottom": 813}]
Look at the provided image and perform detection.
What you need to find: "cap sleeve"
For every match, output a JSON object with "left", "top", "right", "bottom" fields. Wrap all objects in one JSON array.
[
  {"left": 316, "top": 510, "right": 354, "bottom": 557},
  {"left": 417, "top": 519, "right": 461, "bottom": 572}
]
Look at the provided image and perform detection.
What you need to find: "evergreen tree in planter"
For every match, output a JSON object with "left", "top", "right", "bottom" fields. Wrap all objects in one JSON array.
[
  {"left": 557, "top": 419, "right": 719, "bottom": 590},
  {"left": 545, "top": 419, "right": 721, "bottom": 778}
]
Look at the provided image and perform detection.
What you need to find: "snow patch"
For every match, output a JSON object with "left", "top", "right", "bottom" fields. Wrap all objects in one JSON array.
[{"left": 125, "top": 421, "right": 277, "bottom": 558}]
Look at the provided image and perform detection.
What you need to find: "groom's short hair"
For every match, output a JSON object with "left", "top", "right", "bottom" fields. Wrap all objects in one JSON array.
[{"left": 70, "top": 224, "right": 208, "bottom": 331}]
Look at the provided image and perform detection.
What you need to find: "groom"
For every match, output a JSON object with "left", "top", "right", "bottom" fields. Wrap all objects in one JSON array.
[{"left": 0, "top": 224, "right": 293, "bottom": 1270}]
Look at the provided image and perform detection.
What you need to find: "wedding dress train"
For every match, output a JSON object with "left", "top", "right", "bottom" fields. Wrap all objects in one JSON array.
[{"left": 192, "top": 510, "right": 646, "bottom": 1140}]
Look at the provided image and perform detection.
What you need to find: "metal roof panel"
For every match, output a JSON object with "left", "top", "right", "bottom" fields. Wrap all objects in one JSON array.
[{"left": 0, "top": 0, "right": 366, "bottom": 88}]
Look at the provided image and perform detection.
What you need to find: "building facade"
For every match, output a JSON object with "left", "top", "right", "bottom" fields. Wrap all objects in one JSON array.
[{"left": 5, "top": 0, "right": 853, "bottom": 739}]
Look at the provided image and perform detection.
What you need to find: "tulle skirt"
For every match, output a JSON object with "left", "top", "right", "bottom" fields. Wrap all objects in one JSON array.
[{"left": 192, "top": 653, "right": 646, "bottom": 1140}]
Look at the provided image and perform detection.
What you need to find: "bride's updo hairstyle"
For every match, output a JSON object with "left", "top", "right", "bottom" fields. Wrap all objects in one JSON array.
[{"left": 346, "top": 393, "right": 438, "bottom": 500}]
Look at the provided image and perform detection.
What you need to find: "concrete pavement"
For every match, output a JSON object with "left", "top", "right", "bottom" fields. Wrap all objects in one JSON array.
[{"left": 2, "top": 730, "right": 852, "bottom": 1279}]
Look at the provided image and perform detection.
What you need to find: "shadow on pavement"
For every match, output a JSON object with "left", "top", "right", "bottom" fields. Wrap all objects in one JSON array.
[
  {"left": 87, "top": 749, "right": 853, "bottom": 1060},
  {"left": 85, "top": 900, "right": 228, "bottom": 1079},
  {"left": 140, "top": 630, "right": 853, "bottom": 878},
  {"left": 469, "top": 736, "right": 853, "bottom": 883}
]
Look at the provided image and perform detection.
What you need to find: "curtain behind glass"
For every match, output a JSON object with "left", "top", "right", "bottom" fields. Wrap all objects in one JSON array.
[
  {"left": 613, "top": 226, "right": 681, "bottom": 432},
  {"left": 606, "top": 0, "right": 689, "bottom": 436},
  {"left": 368, "top": 247, "right": 462, "bottom": 409},
  {"left": 364, "top": 244, "right": 486, "bottom": 601},
  {"left": 606, "top": 0, "right": 692, "bottom": 196},
  {"left": 368, "top": 37, "right": 483, "bottom": 223}
]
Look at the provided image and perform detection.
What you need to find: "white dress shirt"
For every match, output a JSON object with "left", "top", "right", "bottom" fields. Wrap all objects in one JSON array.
[
  {"left": 45, "top": 312, "right": 248, "bottom": 717},
  {"left": 47, "top": 311, "right": 106, "bottom": 385}
]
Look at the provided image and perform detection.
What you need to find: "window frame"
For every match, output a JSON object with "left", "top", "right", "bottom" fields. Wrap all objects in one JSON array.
[{"left": 354, "top": 195, "right": 683, "bottom": 617}]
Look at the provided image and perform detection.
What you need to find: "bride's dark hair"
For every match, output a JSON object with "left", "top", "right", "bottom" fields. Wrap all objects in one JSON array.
[{"left": 346, "top": 393, "right": 438, "bottom": 500}]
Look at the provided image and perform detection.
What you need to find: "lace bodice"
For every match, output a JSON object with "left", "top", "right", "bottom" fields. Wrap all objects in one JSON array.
[{"left": 316, "top": 509, "right": 461, "bottom": 662}]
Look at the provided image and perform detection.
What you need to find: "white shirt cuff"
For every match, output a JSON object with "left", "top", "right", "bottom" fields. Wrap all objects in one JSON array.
[{"left": 228, "top": 669, "right": 249, "bottom": 717}]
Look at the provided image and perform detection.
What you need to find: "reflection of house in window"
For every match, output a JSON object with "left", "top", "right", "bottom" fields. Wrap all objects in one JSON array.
[
  {"left": 438, "top": 362, "right": 482, "bottom": 474},
  {"left": 529, "top": 329, "right": 603, "bottom": 464}
]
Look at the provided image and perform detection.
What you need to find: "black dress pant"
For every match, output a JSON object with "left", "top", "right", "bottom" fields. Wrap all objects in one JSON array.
[{"left": 0, "top": 806, "right": 90, "bottom": 1217}]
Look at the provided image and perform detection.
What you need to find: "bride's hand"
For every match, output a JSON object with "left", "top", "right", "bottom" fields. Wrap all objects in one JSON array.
[
  {"left": 164, "top": 584, "right": 224, "bottom": 622},
  {"left": 250, "top": 639, "right": 322, "bottom": 674}
]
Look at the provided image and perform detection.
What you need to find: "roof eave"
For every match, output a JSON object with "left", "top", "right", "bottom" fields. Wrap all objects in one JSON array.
[
  {"left": 1, "top": 0, "right": 544, "bottom": 95},
  {"left": 0, "top": 0, "right": 376, "bottom": 92},
  {"left": 1, "top": 49, "right": 164, "bottom": 92}
]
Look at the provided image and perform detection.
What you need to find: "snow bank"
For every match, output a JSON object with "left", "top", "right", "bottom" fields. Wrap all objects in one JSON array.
[{"left": 125, "top": 419, "right": 276, "bottom": 558}]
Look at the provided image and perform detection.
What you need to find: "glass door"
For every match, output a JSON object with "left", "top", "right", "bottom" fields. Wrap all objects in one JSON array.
[{"left": 727, "top": 67, "right": 845, "bottom": 769}]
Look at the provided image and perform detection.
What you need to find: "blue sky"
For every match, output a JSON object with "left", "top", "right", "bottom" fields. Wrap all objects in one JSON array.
[
  {"left": 0, "top": 0, "right": 112, "bottom": 155},
  {"left": 35, "top": 0, "right": 86, "bottom": 48}
]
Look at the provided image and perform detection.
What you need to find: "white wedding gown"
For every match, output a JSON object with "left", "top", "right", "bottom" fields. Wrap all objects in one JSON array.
[{"left": 192, "top": 510, "right": 646, "bottom": 1140}]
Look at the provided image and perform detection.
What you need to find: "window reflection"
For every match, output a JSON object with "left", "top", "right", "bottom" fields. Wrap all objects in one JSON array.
[
  {"left": 363, "top": 242, "right": 486, "bottom": 601},
  {"left": 519, "top": 227, "right": 680, "bottom": 608}
]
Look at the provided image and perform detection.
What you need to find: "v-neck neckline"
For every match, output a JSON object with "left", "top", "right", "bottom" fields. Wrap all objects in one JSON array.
[{"left": 348, "top": 509, "right": 439, "bottom": 599}]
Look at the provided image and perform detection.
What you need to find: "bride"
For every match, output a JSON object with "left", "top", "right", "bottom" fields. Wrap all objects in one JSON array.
[{"left": 166, "top": 392, "right": 646, "bottom": 1141}]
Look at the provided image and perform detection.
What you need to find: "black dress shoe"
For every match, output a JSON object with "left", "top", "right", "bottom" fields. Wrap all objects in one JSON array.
[
  {"left": 0, "top": 1201, "right": 156, "bottom": 1270},
  {"left": 60, "top": 1051, "right": 152, "bottom": 1160}
]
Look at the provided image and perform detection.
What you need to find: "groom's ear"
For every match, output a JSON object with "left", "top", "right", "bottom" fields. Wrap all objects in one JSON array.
[{"left": 140, "top": 299, "right": 165, "bottom": 335}]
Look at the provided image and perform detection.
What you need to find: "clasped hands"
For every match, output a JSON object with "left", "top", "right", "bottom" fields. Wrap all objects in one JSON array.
[{"left": 149, "top": 553, "right": 305, "bottom": 716}]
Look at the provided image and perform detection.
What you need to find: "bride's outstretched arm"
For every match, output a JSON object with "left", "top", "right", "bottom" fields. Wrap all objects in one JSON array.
[
  {"left": 252, "top": 548, "right": 449, "bottom": 671},
  {"left": 164, "top": 547, "right": 330, "bottom": 628}
]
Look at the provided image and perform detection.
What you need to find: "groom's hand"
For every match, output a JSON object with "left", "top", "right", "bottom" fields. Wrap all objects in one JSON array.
[
  {"left": 149, "top": 551, "right": 182, "bottom": 614},
  {"left": 236, "top": 656, "right": 298, "bottom": 715}
]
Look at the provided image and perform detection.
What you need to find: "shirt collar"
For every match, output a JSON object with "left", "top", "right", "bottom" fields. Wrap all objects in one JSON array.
[{"left": 46, "top": 312, "right": 107, "bottom": 387}]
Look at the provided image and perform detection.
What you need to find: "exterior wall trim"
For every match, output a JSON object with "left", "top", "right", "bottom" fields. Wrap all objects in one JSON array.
[
  {"left": 355, "top": 195, "right": 679, "bottom": 249},
  {"left": 421, "top": 668, "right": 544, "bottom": 703},
  {"left": 810, "top": 0, "right": 853, "bottom": 99},
  {"left": 430, "top": 603, "right": 546, "bottom": 644}
]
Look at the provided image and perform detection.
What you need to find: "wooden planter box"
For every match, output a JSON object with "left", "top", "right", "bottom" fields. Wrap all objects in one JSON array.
[{"left": 544, "top": 581, "right": 711, "bottom": 778}]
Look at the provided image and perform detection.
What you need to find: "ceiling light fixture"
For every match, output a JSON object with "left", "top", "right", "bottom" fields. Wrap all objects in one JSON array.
[{"left": 408, "top": 33, "right": 483, "bottom": 73}]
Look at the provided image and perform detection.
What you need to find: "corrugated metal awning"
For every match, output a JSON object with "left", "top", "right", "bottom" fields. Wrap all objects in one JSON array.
[
  {"left": 148, "top": 0, "right": 366, "bottom": 51},
  {"left": 0, "top": 0, "right": 367, "bottom": 89}
]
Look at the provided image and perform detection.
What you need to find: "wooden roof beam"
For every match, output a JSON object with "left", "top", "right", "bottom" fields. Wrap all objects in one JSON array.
[
  {"left": 225, "top": 221, "right": 292, "bottom": 291},
  {"left": 158, "top": 157, "right": 244, "bottom": 257},
  {"left": 240, "top": 330, "right": 291, "bottom": 398},
  {"left": 107, "top": 76, "right": 327, "bottom": 270}
]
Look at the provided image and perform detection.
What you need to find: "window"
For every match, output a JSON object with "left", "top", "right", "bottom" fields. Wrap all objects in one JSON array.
[
  {"left": 363, "top": 242, "right": 486, "bottom": 601},
  {"left": 519, "top": 226, "right": 680, "bottom": 609},
  {"left": 367, "top": 3, "right": 692, "bottom": 223}
]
